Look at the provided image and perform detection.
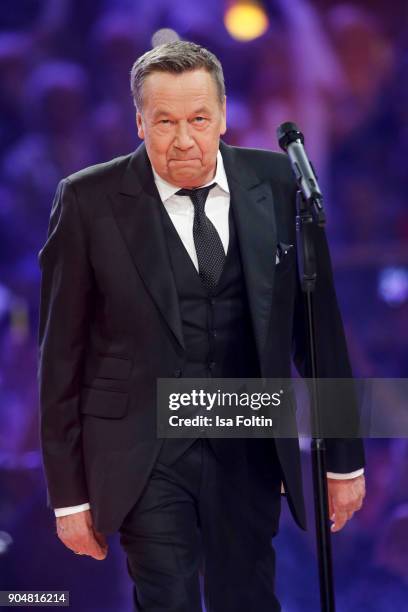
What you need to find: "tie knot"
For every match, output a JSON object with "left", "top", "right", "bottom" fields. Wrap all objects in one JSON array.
[{"left": 175, "top": 182, "right": 217, "bottom": 212}]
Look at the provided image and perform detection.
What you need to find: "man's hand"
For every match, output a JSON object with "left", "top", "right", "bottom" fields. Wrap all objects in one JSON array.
[
  {"left": 56, "top": 509, "right": 108, "bottom": 560},
  {"left": 327, "top": 474, "right": 366, "bottom": 533}
]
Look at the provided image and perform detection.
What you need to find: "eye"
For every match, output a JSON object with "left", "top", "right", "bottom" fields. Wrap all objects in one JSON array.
[
  {"left": 193, "top": 116, "right": 206, "bottom": 123},
  {"left": 159, "top": 119, "right": 171, "bottom": 125}
]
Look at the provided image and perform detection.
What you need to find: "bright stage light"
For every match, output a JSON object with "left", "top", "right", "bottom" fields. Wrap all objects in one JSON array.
[
  {"left": 224, "top": 1, "right": 269, "bottom": 42},
  {"left": 378, "top": 267, "right": 408, "bottom": 306}
]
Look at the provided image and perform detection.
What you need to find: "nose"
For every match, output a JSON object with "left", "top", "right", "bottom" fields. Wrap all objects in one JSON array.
[{"left": 174, "top": 121, "right": 194, "bottom": 150}]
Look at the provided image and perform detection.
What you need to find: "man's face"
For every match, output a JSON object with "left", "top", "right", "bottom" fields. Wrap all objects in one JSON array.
[{"left": 136, "top": 69, "right": 226, "bottom": 188}]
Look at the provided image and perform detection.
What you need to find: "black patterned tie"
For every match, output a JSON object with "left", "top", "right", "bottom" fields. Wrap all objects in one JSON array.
[{"left": 176, "top": 182, "right": 226, "bottom": 292}]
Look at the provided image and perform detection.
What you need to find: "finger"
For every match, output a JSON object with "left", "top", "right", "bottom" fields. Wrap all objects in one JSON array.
[
  {"left": 93, "top": 530, "right": 108, "bottom": 550},
  {"left": 331, "top": 521, "right": 346, "bottom": 533},
  {"left": 333, "top": 499, "right": 361, "bottom": 515},
  {"left": 92, "top": 530, "right": 108, "bottom": 559},
  {"left": 60, "top": 536, "right": 91, "bottom": 556},
  {"left": 330, "top": 511, "right": 348, "bottom": 533},
  {"left": 89, "top": 544, "right": 108, "bottom": 560},
  {"left": 332, "top": 509, "right": 354, "bottom": 532},
  {"left": 344, "top": 499, "right": 363, "bottom": 513},
  {"left": 84, "top": 534, "right": 108, "bottom": 560},
  {"left": 328, "top": 495, "right": 334, "bottom": 519},
  {"left": 337, "top": 507, "right": 354, "bottom": 518},
  {"left": 66, "top": 537, "right": 107, "bottom": 560},
  {"left": 88, "top": 545, "right": 107, "bottom": 560},
  {"left": 59, "top": 529, "right": 104, "bottom": 559}
]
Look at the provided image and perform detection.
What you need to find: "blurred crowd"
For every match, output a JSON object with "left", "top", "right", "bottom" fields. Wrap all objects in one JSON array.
[{"left": 0, "top": 1, "right": 407, "bottom": 610}]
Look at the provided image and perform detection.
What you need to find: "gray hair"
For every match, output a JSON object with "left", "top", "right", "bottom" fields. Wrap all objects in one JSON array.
[{"left": 130, "top": 40, "right": 225, "bottom": 110}]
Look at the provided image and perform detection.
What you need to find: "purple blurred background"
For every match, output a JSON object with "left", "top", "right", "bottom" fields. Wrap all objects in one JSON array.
[{"left": 0, "top": 1, "right": 407, "bottom": 610}]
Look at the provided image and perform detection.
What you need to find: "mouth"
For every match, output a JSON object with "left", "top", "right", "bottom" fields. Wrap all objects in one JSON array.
[{"left": 169, "top": 158, "right": 200, "bottom": 164}]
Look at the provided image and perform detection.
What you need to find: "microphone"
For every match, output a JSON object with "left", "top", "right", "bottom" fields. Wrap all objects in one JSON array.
[{"left": 277, "top": 122, "right": 325, "bottom": 225}]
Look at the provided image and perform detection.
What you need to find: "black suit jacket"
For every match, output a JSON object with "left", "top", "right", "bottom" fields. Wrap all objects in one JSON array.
[{"left": 38, "top": 140, "right": 364, "bottom": 534}]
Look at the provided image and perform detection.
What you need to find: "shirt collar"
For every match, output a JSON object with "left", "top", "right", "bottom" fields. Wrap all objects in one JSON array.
[{"left": 151, "top": 149, "right": 229, "bottom": 203}]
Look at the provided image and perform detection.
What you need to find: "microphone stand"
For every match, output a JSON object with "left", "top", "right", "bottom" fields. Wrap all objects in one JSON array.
[{"left": 295, "top": 189, "right": 336, "bottom": 611}]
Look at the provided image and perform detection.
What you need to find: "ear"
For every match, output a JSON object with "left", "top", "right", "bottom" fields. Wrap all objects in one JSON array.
[
  {"left": 136, "top": 112, "right": 145, "bottom": 140},
  {"left": 220, "top": 95, "right": 227, "bottom": 136}
]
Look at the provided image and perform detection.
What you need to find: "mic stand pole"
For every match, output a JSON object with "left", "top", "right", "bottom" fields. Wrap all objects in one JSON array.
[{"left": 295, "top": 189, "right": 335, "bottom": 611}]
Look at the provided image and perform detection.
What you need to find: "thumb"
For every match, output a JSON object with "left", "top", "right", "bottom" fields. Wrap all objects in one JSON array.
[{"left": 93, "top": 529, "right": 108, "bottom": 550}]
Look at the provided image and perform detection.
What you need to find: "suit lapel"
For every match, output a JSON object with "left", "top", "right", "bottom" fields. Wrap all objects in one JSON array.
[
  {"left": 220, "top": 141, "right": 277, "bottom": 362},
  {"left": 109, "top": 143, "right": 185, "bottom": 350},
  {"left": 109, "top": 141, "right": 278, "bottom": 362}
]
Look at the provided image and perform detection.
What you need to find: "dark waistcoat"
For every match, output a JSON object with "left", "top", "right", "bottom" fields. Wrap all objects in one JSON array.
[{"left": 158, "top": 197, "right": 260, "bottom": 463}]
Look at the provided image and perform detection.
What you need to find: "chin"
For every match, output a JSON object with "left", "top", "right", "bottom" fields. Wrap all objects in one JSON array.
[{"left": 170, "top": 171, "right": 202, "bottom": 186}]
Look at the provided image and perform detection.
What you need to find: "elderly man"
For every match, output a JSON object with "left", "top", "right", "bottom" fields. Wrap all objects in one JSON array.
[{"left": 38, "top": 41, "right": 365, "bottom": 611}]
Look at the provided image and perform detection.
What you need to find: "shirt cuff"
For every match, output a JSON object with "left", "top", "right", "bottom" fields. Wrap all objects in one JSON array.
[
  {"left": 326, "top": 468, "right": 364, "bottom": 480},
  {"left": 54, "top": 503, "right": 91, "bottom": 517}
]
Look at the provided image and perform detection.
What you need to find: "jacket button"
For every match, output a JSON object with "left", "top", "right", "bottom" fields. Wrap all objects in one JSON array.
[{"left": 173, "top": 369, "right": 182, "bottom": 378}]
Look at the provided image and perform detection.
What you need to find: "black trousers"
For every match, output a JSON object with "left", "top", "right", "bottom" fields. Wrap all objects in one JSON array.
[{"left": 119, "top": 438, "right": 282, "bottom": 611}]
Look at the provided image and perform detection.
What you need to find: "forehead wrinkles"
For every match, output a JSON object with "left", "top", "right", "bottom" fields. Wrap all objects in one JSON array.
[{"left": 143, "top": 72, "right": 218, "bottom": 117}]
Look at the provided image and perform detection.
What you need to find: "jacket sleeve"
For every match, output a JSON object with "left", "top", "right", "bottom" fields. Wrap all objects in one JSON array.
[
  {"left": 38, "top": 178, "right": 94, "bottom": 509},
  {"left": 292, "top": 219, "right": 365, "bottom": 474}
]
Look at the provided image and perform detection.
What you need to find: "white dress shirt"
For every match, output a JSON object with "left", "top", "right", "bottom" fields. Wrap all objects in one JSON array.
[
  {"left": 153, "top": 150, "right": 230, "bottom": 267},
  {"left": 54, "top": 151, "right": 363, "bottom": 517}
]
